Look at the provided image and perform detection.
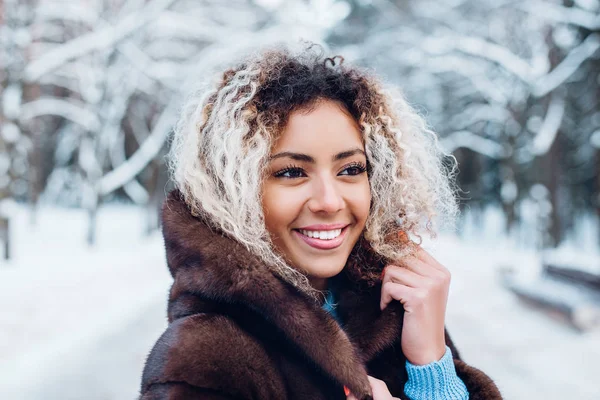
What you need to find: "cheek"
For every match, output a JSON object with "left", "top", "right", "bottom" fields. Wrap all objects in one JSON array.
[
  {"left": 262, "top": 185, "right": 302, "bottom": 232},
  {"left": 350, "top": 181, "right": 371, "bottom": 224}
]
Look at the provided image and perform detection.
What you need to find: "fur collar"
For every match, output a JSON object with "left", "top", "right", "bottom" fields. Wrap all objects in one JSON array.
[{"left": 161, "top": 190, "right": 405, "bottom": 399}]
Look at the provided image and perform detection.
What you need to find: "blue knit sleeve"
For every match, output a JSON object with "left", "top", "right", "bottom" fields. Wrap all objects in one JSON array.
[{"left": 404, "top": 346, "right": 469, "bottom": 400}]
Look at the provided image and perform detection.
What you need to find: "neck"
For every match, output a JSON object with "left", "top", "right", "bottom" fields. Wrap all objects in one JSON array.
[{"left": 308, "top": 276, "right": 328, "bottom": 292}]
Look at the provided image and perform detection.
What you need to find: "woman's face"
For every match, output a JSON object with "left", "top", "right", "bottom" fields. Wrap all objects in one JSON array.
[{"left": 261, "top": 100, "right": 371, "bottom": 290}]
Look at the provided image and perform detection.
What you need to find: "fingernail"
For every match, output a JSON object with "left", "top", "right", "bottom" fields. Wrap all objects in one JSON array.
[{"left": 343, "top": 386, "right": 350, "bottom": 396}]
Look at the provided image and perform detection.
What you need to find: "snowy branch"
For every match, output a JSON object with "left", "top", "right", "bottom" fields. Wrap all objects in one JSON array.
[
  {"left": 109, "top": 133, "right": 150, "bottom": 205},
  {"left": 97, "top": 100, "right": 177, "bottom": 196},
  {"left": 446, "top": 34, "right": 536, "bottom": 83},
  {"left": 425, "top": 55, "right": 511, "bottom": 104},
  {"left": 117, "top": 42, "right": 180, "bottom": 88},
  {"left": 24, "top": 0, "right": 177, "bottom": 82},
  {"left": 533, "top": 34, "right": 600, "bottom": 97},
  {"left": 448, "top": 104, "right": 514, "bottom": 129},
  {"left": 591, "top": 130, "right": 600, "bottom": 149},
  {"left": 441, "top": 130, "right": 509, "bottom": 159},
  {"left": 96, "top": 19, "right": 306, "bottom": 197},
  {"left": 34, "top": 2, "right": 100, "bottom": 27},
  {"left": 382, "top": 44, "right": 511, "bottom": 105},
  {"left": 531, "top": 93, "right": 566, "bottom": 156},
  {"left": 37, "top": 74, "right": 80, "bottom": 94},
  {"left": 519, "top": 2, "right": 600, "bottom": 31},
  {"left": 150, "top": 10, "right": 244, "bottom": 40},
  {"left": 20, "top": 98, "right": 100, "bottom": 131}
]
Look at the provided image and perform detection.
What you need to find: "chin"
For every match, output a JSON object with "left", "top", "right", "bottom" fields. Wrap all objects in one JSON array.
[{"left": 300, "top": 258, "right": 346, "bottom": 279}]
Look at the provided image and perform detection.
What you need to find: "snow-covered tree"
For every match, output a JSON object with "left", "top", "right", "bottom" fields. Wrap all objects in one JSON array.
[
  {"left": 2, "top": 0, "right": 597, "bottom": 247},
  {"left": 332, "top": 0, "right": 599, "bottom": 247},
  {"left": 2, "top": 0, "right": 352, "bottom": 243}
]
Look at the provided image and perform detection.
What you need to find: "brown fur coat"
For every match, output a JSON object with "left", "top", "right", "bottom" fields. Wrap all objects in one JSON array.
[{"left": 140, "top": 191, "right": 503, "bottom": 399}]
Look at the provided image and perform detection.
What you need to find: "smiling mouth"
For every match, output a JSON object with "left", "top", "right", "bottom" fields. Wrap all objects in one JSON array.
[{"left": 293, "top": 225, "right": 350, "bottom": 250}]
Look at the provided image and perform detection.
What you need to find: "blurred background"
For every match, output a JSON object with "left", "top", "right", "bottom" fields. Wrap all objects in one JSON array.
[{"left": 1, "top": 0, "right": 599, "bottom": 399}]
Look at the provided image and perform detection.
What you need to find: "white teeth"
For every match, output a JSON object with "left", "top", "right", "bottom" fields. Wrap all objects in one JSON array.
[{"left": 299, "top": 228, "right": 343, "bottom": 240}]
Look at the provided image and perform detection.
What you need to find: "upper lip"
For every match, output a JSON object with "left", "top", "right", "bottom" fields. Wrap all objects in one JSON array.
[{"left": 296, "top": 223, "right": 349, "bottom": 230}]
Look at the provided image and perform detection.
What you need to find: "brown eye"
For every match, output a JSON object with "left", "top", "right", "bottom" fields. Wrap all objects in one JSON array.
[
  {"left": 339, "top": 162, "right": 367, "bottom": 176},
  {"left": 274, "top": 167, "right": 306, "bottom": 179}
]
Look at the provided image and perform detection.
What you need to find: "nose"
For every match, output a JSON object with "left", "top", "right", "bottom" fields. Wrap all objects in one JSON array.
[{"left": 307, "top": 175, "right": 345, "bottom": 214}]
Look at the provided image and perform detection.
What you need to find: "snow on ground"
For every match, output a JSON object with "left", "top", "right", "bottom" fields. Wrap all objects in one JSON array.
[
  {"left": 0, "top": 204, "right": 171, "bottom": 400},
  {"left": 0, "top": 204, "right": 598, "bottom": 399},
  {"left": 428, "top": 235, "right": 600, "bottom": 400}
]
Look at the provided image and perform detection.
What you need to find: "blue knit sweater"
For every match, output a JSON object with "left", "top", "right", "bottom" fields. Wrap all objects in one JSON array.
[{"left": 323, "top": 291, "right": 469, "bottom": 400}]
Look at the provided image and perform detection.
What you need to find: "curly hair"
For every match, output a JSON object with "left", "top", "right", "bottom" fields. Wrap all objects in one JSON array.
[{"left": 169, "top": 43, "right": 459, "bottom": 299}]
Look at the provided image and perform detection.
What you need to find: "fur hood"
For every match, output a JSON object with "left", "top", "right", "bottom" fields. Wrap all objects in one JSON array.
[{"left": 140, "top": 190, "right": 502, "bottom": 400}]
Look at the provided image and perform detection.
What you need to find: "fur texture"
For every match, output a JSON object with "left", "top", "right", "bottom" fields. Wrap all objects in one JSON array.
[{"left": 140, "top": 191, "right": 503, "bottom": 400}]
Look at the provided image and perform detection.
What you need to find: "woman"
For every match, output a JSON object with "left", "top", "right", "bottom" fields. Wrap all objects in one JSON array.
[{"left": 140, "top": 45, "right": 502, "bottom": 400}]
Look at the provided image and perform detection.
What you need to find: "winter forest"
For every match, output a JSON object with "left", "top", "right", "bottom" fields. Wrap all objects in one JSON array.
[
  {"left": 1, "top": 0, "right": 599, "bottom": 399},
  {"left": 1, "top": 0, "right": 599, "bottom": 248}
]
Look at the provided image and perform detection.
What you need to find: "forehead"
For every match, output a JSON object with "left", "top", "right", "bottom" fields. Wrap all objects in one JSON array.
[{"left": 272, "top": 100, "right": 363, "bottom": 154}]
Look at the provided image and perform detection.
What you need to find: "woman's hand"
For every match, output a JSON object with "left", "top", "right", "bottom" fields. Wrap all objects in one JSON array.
[
  {"left": 380, "top": 247, "right": 450, "bottom": 365},
  {"left": 345, "top": 376, "right": 400, "bottom": 400}
]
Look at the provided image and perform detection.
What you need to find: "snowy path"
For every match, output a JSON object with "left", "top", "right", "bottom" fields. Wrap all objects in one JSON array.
[
  {"left": 0, "top": 206, "right": 598, "bottom": 399},
  {"left": 433, "top": 236, "right": 600, "bottom": 400},
  {"left": 0, "top": 205, "right": 171, "bottom": 400}
]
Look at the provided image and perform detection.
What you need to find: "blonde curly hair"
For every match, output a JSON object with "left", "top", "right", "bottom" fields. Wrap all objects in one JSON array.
[{"left": 169, "top": 44, "right": 459, "bottom": 298}]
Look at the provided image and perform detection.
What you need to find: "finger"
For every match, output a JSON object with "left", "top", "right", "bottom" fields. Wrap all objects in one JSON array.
[
  {"left": 380, "top": 281, "right": 417, "bottom": 310},
  {"left": 400, "top": 256, "right": 447, "bottom": 279},
  {"left": 367, "top": 376, "right": 394, "bottom": 399},
  {"left": 414, "top": 247, "right": 447, "bottom": 272},
  {"left": 382, "top": 264, "right": 427, "bottom": 288}
]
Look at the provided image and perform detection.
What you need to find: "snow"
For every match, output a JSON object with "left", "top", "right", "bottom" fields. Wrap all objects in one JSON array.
[
  {"left": 19, "top": 97, "right": 101, "bottom": 131},
  {"left": 449, "top": 104, "right": 513, "bottom": 129},
  {"left": 1, "top": 83, "right": 22, "bottom": 120},
  {"left": 450, "top": 34, "right": 537, "bottom": 83},
  {"left": 530, "top": 93, "right": 565, "bottom": 156},
  {"left": 34, "top": 2, "right": 100, "bottom": 27},
  {"left": 97, "top": 101, "right": 177, "bottom": 196},
  {"left": 0, "top": 204, "right": 171, "bottom": 400},
  {"left": 590, "top": 129, "right": 600, "bottom": 148},
  {"left": 0, "top": 154, "right": 10, "bottom": 176},
  {"left": 255, "top": 0, "right": 284, "bottom": 10},
  {"left": 440, "top": 130, "right": 509, "bottom": 159},
  {"left": 500, "top": 180, "right": 518, "bottom": 204},
  {"left": 24, "top": 0, "right": 178, "bottom": 82},
  {"left": 10, "top": 0, "right": 598, "bottom": 208},
  {"left": 0, "top": 122, "right": 21, "bottom": 144},
  {"left": 431, "top": 236, "right": 600, "bottom": 400},
  {"left": 521, "top": 1, "right": 600, "bottom": 30},
  {"left": 533, "top": 33, "right": 600, "bottom": 97},
  {"left": 0, "top": 204, "right": 599, "bottom": 399},
  {"left": 575, "top": 0, "right": 600, "bottom": 12}
]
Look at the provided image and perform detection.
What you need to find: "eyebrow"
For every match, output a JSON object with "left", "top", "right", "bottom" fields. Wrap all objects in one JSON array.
[{"left": 269, "top": 148, "right": 365, "bottom": 163}]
